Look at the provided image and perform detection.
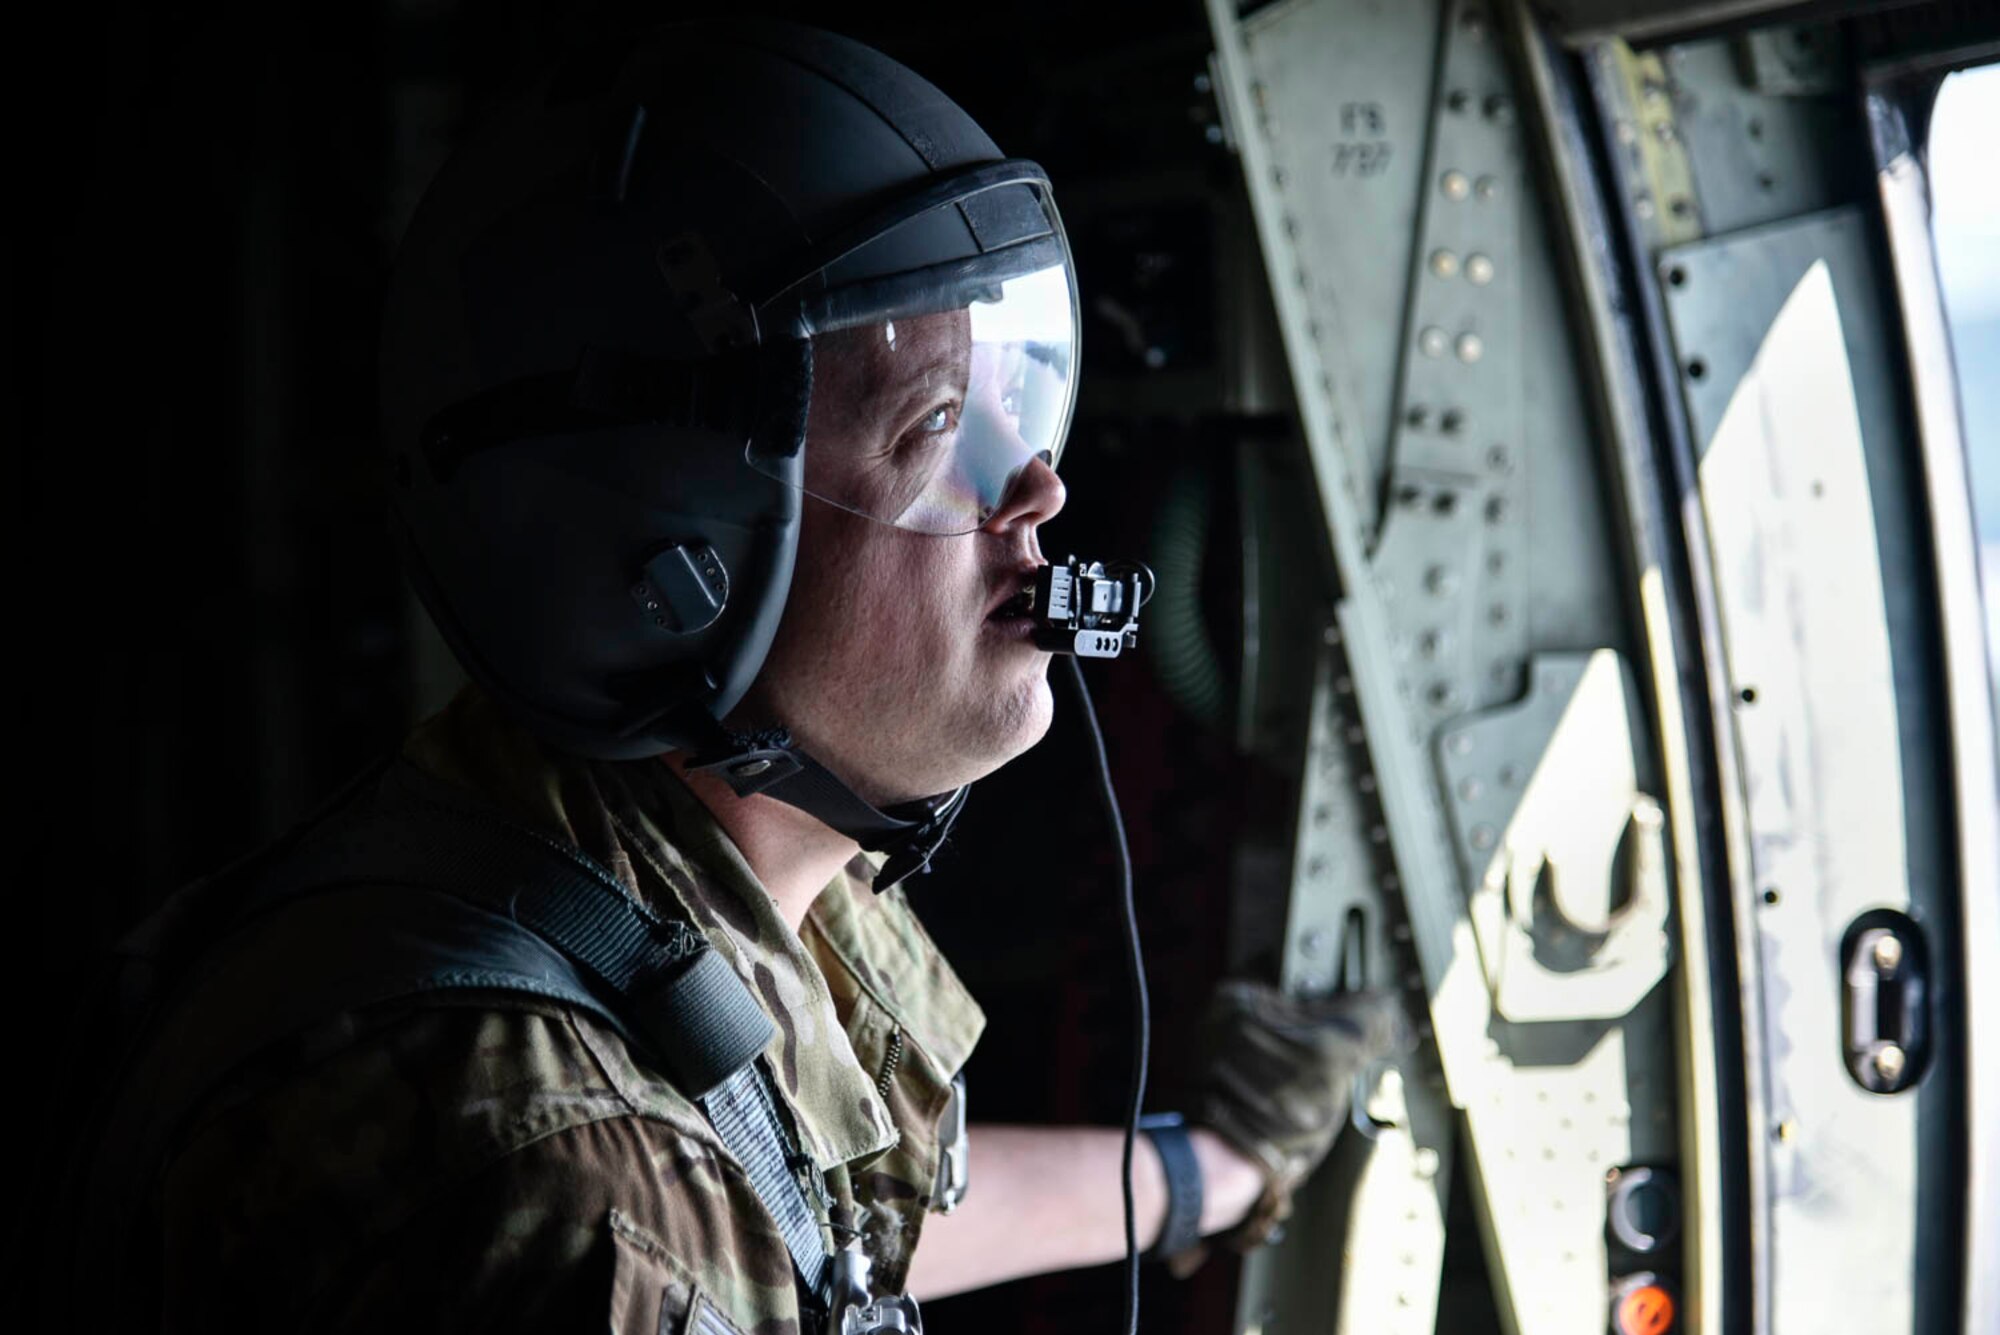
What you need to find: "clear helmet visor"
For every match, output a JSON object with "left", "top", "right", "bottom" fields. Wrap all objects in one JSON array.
[{"left": 747, "top": 187, "right": 1079, "bottom": 536}]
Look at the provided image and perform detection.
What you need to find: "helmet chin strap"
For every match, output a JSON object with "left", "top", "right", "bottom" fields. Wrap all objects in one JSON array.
[{"left": 671, "top": 708, "right": 969, "bottom": 894}]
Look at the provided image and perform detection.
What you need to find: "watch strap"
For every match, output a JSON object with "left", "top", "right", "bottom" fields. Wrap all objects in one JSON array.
[{"left": 1139, "top": 1112, "right": 1204, "bottom": 1263}]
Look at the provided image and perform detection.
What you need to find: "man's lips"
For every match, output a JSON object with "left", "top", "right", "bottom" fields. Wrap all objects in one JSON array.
[
  {"left": 984, "top": 569, "right": 1041, "bottom": 620},
  {"left": 987, "top": 590, "right": 1034, "bottom": 620}
]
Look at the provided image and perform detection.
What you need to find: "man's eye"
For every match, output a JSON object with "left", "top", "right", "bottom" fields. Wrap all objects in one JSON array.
[{"left": 899, "top": 404, "right": 959, "bottom": 455}]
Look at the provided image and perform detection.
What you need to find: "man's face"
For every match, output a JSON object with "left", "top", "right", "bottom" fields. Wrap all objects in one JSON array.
[{"left": 742, "top": 310, "right": 1068, "bottom": 807}]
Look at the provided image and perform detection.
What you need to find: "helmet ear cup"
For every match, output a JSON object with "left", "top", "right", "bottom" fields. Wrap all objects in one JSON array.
[
  {"left": 393, "top": 412, "right": 800, "bottom": 760},
  {"left": 632, "top": 541, "right": 730, "bottom": 638}
]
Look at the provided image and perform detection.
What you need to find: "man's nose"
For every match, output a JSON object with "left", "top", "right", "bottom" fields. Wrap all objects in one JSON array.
[{"left": 983, "top": 450, "right": 1066, "bottom": 533}]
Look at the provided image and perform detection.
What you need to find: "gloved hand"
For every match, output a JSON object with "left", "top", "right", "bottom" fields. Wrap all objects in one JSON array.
[{"left": 1190, "top": 980, "right": 1413, "bottom": 1250}]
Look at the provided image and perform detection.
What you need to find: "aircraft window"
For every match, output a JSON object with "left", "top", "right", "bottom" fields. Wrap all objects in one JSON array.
[{"left": 1926, "top": 60, "right": 2000, "bottom": 696}]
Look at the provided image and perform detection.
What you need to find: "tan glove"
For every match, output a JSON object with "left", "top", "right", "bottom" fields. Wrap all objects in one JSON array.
[{"left": 1190, "top": 980, "right": 1413, "bottom": 1251}]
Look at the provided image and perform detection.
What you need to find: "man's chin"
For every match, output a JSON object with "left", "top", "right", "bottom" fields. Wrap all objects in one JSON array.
[
  {"left": 977, "top": 675, "right": 1058, "bottom": 771},
  {"left": 878, "top": 679, "right": 1056, "bottom": 803}
]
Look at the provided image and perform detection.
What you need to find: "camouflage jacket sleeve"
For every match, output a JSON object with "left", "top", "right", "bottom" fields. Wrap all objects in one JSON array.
[{"left": 159, "top": 998, "right": 806, "bottom": 1334}]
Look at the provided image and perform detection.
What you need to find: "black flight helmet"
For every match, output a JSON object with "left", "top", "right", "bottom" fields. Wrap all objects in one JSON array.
[{"left": 379, "top": 21, "right": 1079, "bottom": 882}]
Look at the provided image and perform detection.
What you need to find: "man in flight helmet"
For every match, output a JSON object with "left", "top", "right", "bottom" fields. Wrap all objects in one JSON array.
[{"left": 94, "top": 21, "right": 1406, "bottom": 1332}]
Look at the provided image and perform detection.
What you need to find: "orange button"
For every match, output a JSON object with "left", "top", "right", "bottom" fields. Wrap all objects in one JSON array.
[{"left": 1616, "top": 1284, "right": 1676, "bottom": 1335}]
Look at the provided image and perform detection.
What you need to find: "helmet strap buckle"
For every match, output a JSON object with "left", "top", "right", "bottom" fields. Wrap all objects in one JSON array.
[{"left": 684, "top": 730, "right": 806, "bottom": 797}]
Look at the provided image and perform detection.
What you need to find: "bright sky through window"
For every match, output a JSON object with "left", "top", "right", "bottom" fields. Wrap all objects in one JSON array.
[{"left": 1926, "top": 60, "right": 2000, "bottom": 701}]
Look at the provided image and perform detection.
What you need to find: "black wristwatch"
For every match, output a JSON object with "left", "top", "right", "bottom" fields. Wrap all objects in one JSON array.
[{"left": 1138, "top": 1112, "right": 1204, "bottom": 1262}]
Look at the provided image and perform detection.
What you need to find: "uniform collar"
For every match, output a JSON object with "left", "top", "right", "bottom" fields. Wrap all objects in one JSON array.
[
  {"left": 402, "top": 688, "right": 899, "bottom": 1171},
  {"left": 806, "top": 858, "right": 985, "bottom": 1086}
]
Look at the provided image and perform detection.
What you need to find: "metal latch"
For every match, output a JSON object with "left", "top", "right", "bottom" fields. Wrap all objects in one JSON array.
[
  {"left": 828, "top": 1243, "right": 923, "bottom": 1335},
  {"left": 931, "top": 1073, "right": 969, "bottom": 1213},
  {"left": 1840, "top": 910, "right": 1928, "bottom": 1094}
]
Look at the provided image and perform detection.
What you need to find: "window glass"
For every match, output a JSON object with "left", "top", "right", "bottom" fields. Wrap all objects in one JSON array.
[{"left": 1927, "top": 60, "right": 2000, "bottom": 699}]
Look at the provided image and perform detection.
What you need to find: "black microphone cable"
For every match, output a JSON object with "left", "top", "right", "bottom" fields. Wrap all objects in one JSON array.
[{"left": 1061, "top": 653, "right": 1150, "bottom": 1335}]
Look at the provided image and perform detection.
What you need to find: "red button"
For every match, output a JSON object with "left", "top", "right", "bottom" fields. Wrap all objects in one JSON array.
[{"left": 1616, "top": 1284, "right": 1676, "bottom": 1335}]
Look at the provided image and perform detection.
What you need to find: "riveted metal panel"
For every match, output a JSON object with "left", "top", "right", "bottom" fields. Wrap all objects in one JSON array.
[
  {"left": 1238, "top": 642, "right": 1454, "bottom": 1335},
  {"left": 1438, "top": 650, "right": 1682, "bottom": 1332},
  {"left": 1373, "top": 0, "right": 1532, "bottom": 725},
  {"left": 1209, "top": 2, "right": 1685, "bottom": 1330},
  {"left": 1655, "top": 36, "right": 1853, "bottom": 237},
  {"left": 1604, "top": 44, "right": 1707, "bottom": 249},
  {"left": 1367, "top": 0, "right": 1628, "bottom": 732},
  {"left": 1660, "top": 211, "right": 1919, "bottom": 1334},
  {"left": 1437, "top": 652, "right": 1672, "bottom": 1027},
  {"left": 1234, "top": 0, "right": 1446, "bottom": 541}
]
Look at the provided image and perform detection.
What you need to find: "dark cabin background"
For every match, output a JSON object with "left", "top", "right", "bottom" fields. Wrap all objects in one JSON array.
[{"left": 13, "top": 3, "right": 1333, "bottom": 1331}]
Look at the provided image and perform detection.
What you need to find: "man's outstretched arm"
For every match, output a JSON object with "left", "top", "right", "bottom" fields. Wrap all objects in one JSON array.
[
  {"left": 904, "top": 1123, "right": 1264, "bottom": 1299},
  {"left": 904, "top": 984, "right": 1412, "bottom": 1300}
]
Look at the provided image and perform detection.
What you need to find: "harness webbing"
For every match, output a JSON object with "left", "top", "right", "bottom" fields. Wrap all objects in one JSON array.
[{"left": 704, "top": 1065, "right": 834, "bottom": 1298}]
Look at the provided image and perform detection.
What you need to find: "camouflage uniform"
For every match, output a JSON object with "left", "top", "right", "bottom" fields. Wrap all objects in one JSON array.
[{"left": 156, "top": 687, "right": 985, "bottom": 1332}]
